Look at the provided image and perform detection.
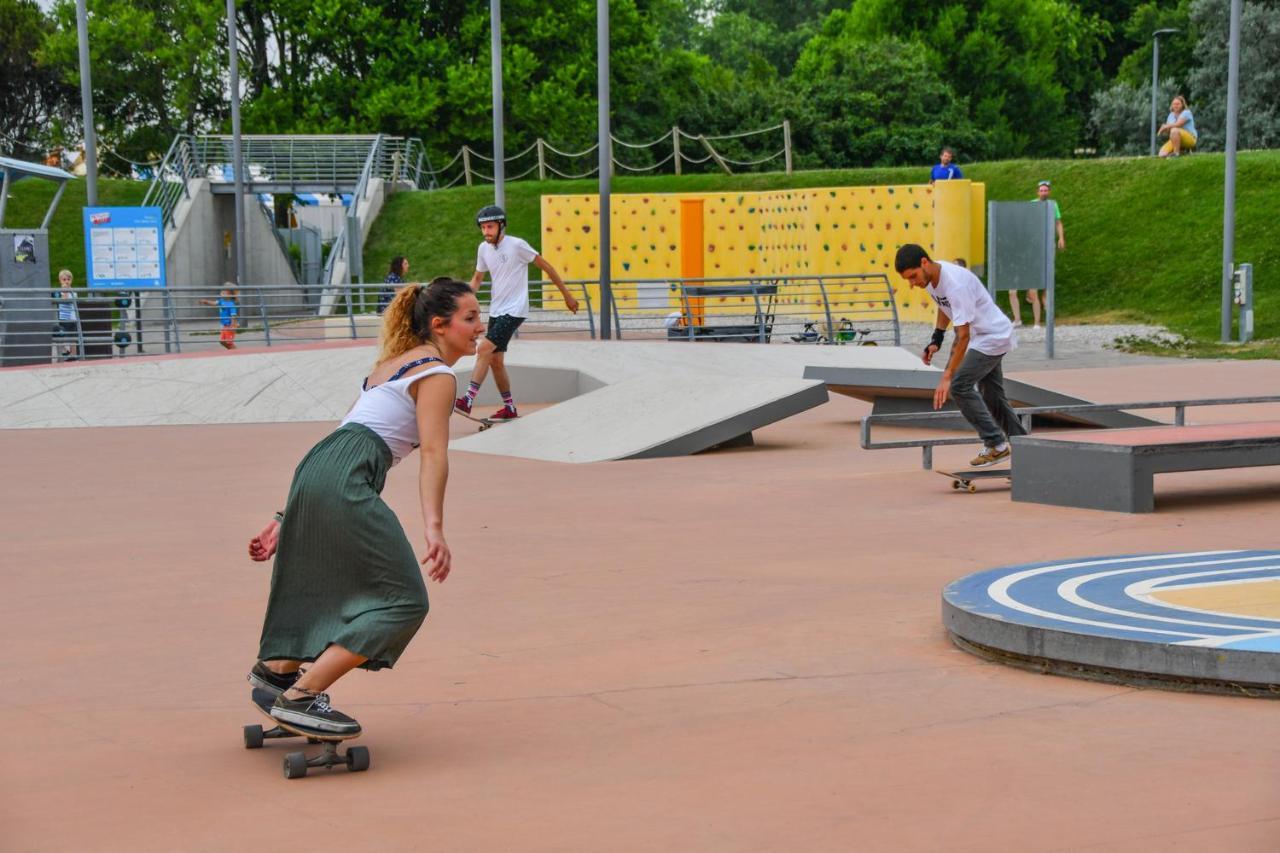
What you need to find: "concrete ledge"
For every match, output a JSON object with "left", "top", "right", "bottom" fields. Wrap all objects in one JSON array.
[
  {"left": 803, "top": 365, "right": 1158, "bottom": 430},
  {"left": 943, "top": 551, "right": 1280, "bottom": 696}
]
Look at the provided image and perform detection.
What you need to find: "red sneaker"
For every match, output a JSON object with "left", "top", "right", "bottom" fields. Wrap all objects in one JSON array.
[
  {"left": 454, "top": 396, "right": 473, "bottom": 415},
  {"left": 489, "top": 406, "right": 518, "bottom": 421}
]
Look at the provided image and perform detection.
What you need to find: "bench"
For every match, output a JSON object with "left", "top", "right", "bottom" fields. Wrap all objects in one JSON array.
[{"left": 1010, "top": 422, "right": 1280, "bottom": 512}]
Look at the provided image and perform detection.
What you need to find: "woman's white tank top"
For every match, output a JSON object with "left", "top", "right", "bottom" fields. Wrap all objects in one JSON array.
[{"left": 340, "top": 356, "right": 454, "bottom": 464}]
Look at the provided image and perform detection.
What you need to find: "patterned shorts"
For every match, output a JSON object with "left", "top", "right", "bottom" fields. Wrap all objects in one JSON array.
[{"left": 485, "top": 314, "right": 525, "bottom": 352}]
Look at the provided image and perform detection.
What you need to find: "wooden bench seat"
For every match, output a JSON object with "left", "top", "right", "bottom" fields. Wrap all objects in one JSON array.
[{"left": 1010, "top": 422, "right": 1280, "bottom": 512}]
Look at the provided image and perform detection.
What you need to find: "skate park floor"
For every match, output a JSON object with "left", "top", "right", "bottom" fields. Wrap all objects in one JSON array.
[{"left": 4, "top": 349, "right": 1280, "bottom": 851}]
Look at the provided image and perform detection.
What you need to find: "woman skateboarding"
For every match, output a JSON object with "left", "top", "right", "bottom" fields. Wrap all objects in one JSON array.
[{"left": 244, "top": 277, "right": 483, "bottom": 734}]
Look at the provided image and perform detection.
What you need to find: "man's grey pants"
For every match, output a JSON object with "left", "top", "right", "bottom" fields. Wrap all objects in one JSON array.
[{"left": 951, "top": 349, "right": 1026, "bottom": 447}]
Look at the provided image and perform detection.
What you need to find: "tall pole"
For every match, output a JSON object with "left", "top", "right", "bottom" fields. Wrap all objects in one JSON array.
[
  {"left": 597, "top": 0, "right": 612, "bottom": 340},
  {"left": 1149, "top": 29, "right": 1179, "bottom": 157},
  {"left": 1149, "top": 37, "right": 1160, "bottom": 157},
  {"left": 226, "top": 0, "right": 246, "bottom": 288},
  {"left": 74, "top": 0, "right": 98, "bottom": 205},
  {"left": 490, "top": 0, "right": 504, "bottom": 208},
  {"left": 1221, "top": 0, "right": 1241, "bottom": 342}
]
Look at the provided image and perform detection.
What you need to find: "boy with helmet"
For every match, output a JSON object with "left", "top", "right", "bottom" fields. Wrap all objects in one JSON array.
[{"left": 456, "top": 205, "right": 579, "bottom": 420}]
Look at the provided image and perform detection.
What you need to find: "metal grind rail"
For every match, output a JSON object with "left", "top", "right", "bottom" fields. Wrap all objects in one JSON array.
[{"left": 861, "top": 396, "right": 1280, "bottom": 469}]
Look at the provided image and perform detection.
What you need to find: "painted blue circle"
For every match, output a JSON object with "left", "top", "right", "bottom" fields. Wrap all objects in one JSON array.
[{"left": 944, "top": 550, "right": 1280, "bottom": 652}]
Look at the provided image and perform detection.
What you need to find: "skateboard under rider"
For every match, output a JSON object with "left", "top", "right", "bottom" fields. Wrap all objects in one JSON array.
[{"left": 243, "top": 687, "right": 370, "bottom": 779}]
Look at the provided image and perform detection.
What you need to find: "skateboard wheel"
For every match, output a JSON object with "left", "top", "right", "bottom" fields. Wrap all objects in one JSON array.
[
  {"left": 967, "top": 483, "right": 977, "bottom": 494},
  {"left": 346, "top": 746, "right": 371, "bottom": 772},
  {"left": 951, "top": 480, "right": 961, "bottom": 490},
  {"left": 284, "top": 752, "right": 308, "bottom": 779},
  {"left": 243, "top": 724, "right": 264, "bottom": 749}
]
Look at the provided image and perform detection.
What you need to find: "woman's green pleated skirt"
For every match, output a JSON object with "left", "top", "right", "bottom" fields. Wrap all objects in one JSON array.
[{"left": 257, "top": 422, "right": 428, "bottom": 671}]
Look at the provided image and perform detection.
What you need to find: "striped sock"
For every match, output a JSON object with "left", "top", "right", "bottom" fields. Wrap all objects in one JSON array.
[
  {"left": 501, "top": 391, "right": 516, "bottom": 412},
  {"left": 465, "top": 381, "right": 481, "bottom": 403}
]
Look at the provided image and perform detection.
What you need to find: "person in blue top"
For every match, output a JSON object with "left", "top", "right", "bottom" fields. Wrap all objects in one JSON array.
[
  {"left": 377, "top": 256, "right": 409, "bottom": 313},
  {"left": 200, "top": 285, "right": 240, "bottom": 349},
  {"left": 929, "top": 147, "right": 962, "bottom": 183},
  {"left": 1158, "top": 95, "right": 1197, "bottom": 158}
]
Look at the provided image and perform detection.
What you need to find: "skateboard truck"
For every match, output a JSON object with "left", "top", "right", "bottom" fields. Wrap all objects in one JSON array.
[{"left": 244, "top": 688, "right": 370, "bottom": 779}]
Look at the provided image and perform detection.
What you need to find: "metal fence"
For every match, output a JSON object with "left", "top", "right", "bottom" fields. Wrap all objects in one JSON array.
[
  {"left": 0, "top": 273, "right": 900, "bottom": 363},
  {"left": 580, "top": 274, "right": 901, "bottom": 346},
  {"left": 141, "top": 134, "right": 436, "bottom": 230},
  {"left": 861, "top": 396, "right": 1280, "bottom": 470}
]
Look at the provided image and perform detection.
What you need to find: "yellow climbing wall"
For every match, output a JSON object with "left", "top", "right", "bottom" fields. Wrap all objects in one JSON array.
[{"left": 540, "top": 181, "right": 984, "bottom": 323}]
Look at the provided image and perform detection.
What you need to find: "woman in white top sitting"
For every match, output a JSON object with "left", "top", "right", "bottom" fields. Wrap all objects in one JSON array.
[{"left": 244, "top": 277, "right": 483, "bottom": 734}]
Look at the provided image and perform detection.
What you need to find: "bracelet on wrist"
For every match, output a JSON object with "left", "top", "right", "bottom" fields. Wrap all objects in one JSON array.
[{"left": 273, "top": 511, "right": 285, "bottom": 523}]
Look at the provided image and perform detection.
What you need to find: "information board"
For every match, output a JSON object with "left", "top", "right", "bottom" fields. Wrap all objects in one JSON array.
[{"left": 83, "top": 206, "right": 166, "bottom": 289}]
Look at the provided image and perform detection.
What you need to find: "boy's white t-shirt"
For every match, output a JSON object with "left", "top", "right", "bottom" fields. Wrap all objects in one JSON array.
[
  {"left": 476, "top": 234, "right": 539, "bottom": 318},
  {"left": 925, "top": 261, "right": 1017, "bottom": 356}
]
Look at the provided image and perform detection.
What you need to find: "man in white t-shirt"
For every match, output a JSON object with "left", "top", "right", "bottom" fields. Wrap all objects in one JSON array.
[
  {"left": 895, "top": 244, "right": 1026, "bottom": 467},
  {"left": 456, "top": 205, "right": 579, "bottom": 420}
]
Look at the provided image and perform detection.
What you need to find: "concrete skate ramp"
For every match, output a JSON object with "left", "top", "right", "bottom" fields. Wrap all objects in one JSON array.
[
  {"left": 0, "top": 341, "right": 920, "bottom": 430},
  {"left": 802, "top": 366, "right": 1158, "bottom": 429},
  {"left": 451, "top": 374, "right": 828, "bottom": 463}
]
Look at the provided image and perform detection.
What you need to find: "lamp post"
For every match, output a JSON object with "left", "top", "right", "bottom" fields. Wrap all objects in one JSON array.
[
  {"left": 490, "top": 0, "right": 504, "bottom": 209},
  {"left": 1149, "top": 28, "right": 1180, "bottom": 156},
  {"left": 74, "top": 0, "right": 98, "bottom": 205},
  {"left": 226, "top": 0, "right": 245, "bottom": 288},
  {"left": 1221, "top": 0, "right": 1241, "bottom": 341},
  {"left": 597, "top": 0, "right": 611, "bottom": 340}
]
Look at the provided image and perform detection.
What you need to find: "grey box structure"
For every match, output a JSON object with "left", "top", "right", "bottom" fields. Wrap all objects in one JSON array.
[
  {"left": 1011, "top": 426, "right": 1280, "bottom": 513},
  {"left": 0, "top": 157, "right": 75, "bottom": 367}
]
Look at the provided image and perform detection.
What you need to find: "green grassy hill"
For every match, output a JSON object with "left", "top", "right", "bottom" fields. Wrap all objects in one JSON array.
[
  {"left": 8, "top": 155, "right": 1274, "bottom": 350},
  {"left": 4, "top": 177, "right": 149, "bottom": 286},
  {"left": 364, "top": 151, "right": 1280, "bottom": 345}
]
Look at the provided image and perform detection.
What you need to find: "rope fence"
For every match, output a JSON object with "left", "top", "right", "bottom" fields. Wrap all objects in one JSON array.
[{"left": 442, "top": 121, "right": 791, "bottom": 188}]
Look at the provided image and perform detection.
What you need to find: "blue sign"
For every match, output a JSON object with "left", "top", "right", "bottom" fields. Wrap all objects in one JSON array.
[{"left": 83, "top": 206, "right": 166, "bottom": 289}]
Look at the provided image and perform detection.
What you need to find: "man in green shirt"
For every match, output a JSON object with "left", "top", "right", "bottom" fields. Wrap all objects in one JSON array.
[{"left": 1009, "top": 180, "right": 1065, "bottom": 330}]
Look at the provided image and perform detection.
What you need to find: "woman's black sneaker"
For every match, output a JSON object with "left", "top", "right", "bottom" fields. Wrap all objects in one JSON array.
[
  {"left": 247, "top": 661, "right": 301, "bottom": 696},
  {"left": 270, "top": 691, "right": 361, "bottom": 735}
]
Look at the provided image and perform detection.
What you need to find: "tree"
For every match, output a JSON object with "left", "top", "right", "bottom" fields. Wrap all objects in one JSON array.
[
  {"left": 0, "top": 0, "right": 71, "bottom": 158},
  {"left": 834, "top": 0, "right": 1109, "bottom": 158},
  {"left": 789, "top": 31, "right": 989, "bottom": 168},
  {"left": 42, "top": 0, "right": 225, "bottom": 162},
  {"left": 1185, "top": 0, "right": 1280, "bottom": 151}
]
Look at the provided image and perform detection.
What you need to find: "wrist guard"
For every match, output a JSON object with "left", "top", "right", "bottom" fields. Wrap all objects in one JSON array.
[{"left": 929, "top": 329, "right": 946, "bottom": 350}]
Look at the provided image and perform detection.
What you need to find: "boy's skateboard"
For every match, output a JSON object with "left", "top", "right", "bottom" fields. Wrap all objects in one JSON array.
[
  {"left": 938, "top": 468, "right": 1011, "bottom": 493},
  {"left": 243, "top": 687, "right": 370, "bottom": 779},
  {"left": 453, "top": 409, "right": 514, "bottom": 432}
]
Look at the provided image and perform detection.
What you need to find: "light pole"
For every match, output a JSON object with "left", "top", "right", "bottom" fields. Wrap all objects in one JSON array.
[
  {"left": 490, "top": 0, "right": 504, "bottom": 209},
  {"left": 597, "top": 0, "right": 611, "bottom": 340},
  {"left": 1221, "top": 0, "right": 1241, "bottom": 341},
  {"left": 1149, "top": 28, "right": 1180, "bottom": 156},
  {"left": 74, "top": 0, "right": 98, "bottom": 205},
  {"left": 226, "top": 0, "right": 246, "bottom": 288}
]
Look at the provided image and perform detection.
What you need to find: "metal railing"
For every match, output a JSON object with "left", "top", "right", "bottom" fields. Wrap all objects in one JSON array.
[
  {"left": 141, "top": 134, "right": 437, "bottom": 230},
  {"left": 0, "top": 273, "right": 900, "bottom": 364},
  {"left": 141, "top": 134, "right": 202, "bottom": 228},
  {"left": 861, "top": 397, "right": 1280, "bottom": 469},
  {"left": 582, "top": 274, "right": 901, "bottom": 345}
]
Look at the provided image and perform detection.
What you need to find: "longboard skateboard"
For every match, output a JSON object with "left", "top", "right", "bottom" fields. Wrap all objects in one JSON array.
[
  {"left": 938, "top": 468, "right": 1011, "bottom": 493},
  {"left": 243, "top": 687, "right": 369, "bottom": 779},
  {"left": 453, "top": 409, "right": 513, "bottom": 432}
]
